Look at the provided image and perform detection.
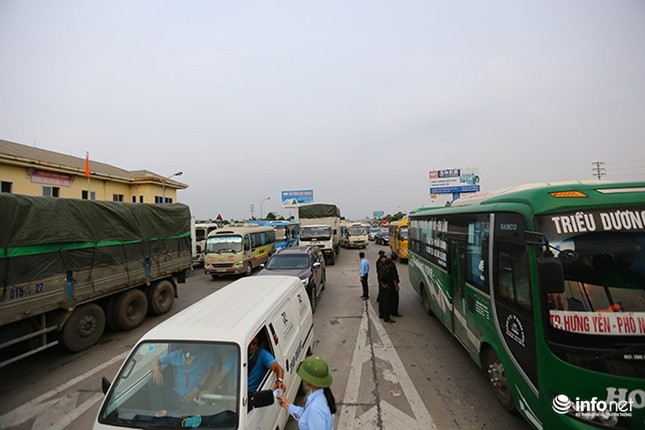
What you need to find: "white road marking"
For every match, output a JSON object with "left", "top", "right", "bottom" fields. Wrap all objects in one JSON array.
[
  {"left": 0, "top": 351, "right": 128, "bottom": 428},
  {"left": 338, "top": 301, "right": 436, "bottom": 430}
]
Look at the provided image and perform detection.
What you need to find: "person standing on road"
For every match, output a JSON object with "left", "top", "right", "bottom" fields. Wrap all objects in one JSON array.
[
  {"left": 389, "top": 253, "right": 402, "bottom": 317},
  {"left": 377, "top": 253, "right": 395, "bottom": 323},
  {"left": 277, "top": 355, "right": 336, "bottom": 430},
  {"left": 359, "top": 252, "right": 370, "bottom": 300},
  {"left": 375, "top": 249, "right": 386, "bottom": 275}
]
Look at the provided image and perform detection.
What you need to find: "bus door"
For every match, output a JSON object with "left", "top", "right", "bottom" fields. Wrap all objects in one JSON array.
[
  {"left": 492, "top": 213, "right": 538, "bottom": 393},
  {"left": 447, "top": 215, "right": 490, "bottom": 354},
  {"left": 449, "top": 240, "right": 469, "bottom": 346}
]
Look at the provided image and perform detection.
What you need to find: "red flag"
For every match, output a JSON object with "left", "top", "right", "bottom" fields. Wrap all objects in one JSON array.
[{"left": 84, "top": 152, "right": 91, "bottom": 178}]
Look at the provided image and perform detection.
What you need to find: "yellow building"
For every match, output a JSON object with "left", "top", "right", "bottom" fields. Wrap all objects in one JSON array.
[{"left": 0, "top": 139, "right": 187, "bottom": 203}]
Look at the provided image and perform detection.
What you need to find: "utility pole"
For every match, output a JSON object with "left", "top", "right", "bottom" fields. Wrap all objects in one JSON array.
[
  {"left": 250, "top": 204, "right": 255, "bottom": 219},
  {"left": 592, "top": 161, "right": 606, "bottom": 180}
]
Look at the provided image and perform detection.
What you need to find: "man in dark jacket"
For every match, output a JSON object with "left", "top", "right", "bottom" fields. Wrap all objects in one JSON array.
[
  {"left": 377, "top": 254, "right": 395, "bottom": 323},
  {"left": 389, "top": 253, "right": 402, "bottom": 317}
]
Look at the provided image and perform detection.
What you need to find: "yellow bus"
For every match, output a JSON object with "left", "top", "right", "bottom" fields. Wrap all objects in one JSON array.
[
  {"left": 389, "top": 218, "right": 409, "bottom": 261},
  {"left": 203, "top": 225, "right": 276, "bottom": 277}
]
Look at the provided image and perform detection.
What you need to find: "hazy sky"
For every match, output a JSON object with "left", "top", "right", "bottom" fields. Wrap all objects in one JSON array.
[{"left": 1, "top": 1, "right": 644, "bottom": 220}]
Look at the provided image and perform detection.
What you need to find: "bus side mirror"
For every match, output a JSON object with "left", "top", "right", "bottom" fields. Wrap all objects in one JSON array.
[
  {"left": 249, "top": 389, "right": 275, "bottom": 409},
  {"left": 538, "top": 257, "right": 565, "bottom": 294}
]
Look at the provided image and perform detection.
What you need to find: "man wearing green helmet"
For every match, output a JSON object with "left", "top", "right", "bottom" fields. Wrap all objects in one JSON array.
[{"left": 277, "top": 355, "right": 336, "bottom": 429}]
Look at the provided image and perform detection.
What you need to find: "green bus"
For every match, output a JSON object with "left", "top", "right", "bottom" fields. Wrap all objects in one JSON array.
[{"left": 408, "top": 181, "right": 645, "bottom": 429}]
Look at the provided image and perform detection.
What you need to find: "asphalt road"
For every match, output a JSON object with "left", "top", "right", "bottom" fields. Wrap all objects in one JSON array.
[{"left": 0, "top": 243, "right": 530, "bottom": 430}]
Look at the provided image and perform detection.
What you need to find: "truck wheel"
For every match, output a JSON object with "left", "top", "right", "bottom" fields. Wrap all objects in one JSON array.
[
  {"left": 109, "top": 289, "right": 148, "bottom": 331},
  {"left": 61, "top": 304, "right": 106, "bottom": 352},
  {"left": 328, "top": 253, "right": 335, "bottom": 266},
  {"left": 147, "top": 280, "right": 175, "bottom": 316},
  {"left": 486, "top": 348, "right": 515, "bottom": 412}
]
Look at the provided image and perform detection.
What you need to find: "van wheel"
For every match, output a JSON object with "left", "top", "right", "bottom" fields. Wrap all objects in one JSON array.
[
  {"left": 147, "top": 280, "right": 174, "bottom": 316},
  {"left": 61, "top": 304, "right": 106, "bottom": 352},
  {"left": 108, "top": 289, "right": 148, "bottom": 331},
  {"left": 244, "top": 263, "right": 253, "bottom": 277},
  {"left": 486, "top": 348, "right": 515, "bottom": 412}
]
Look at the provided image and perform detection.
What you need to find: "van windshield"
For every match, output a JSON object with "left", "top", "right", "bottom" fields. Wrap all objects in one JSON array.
[{"left": 98, "top": 341, "right": 240, "bottom": 429}]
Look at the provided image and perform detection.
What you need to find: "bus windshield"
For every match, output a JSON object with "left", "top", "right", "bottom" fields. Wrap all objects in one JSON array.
[
  {"left": 301, "top": 226, "right": 331, "bottom": 241},
  {"left": 399, "top": 227, "right": 409, "bottom": 240},
  {"left": 536, "top": 208, "right": 645, "bottom": 376},
  {"left": 98, "top": 341, "right": 239, "bottom": 429},
  {"left": 205, "top": 235, "right": 243, "bottom": 253}
]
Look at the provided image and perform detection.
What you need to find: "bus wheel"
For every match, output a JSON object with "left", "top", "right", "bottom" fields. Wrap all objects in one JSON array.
[
  {"left": 147, "top": 280, "right": 175, "bottom": 316},
  {"left": 421, "top": 285, "right": 433, "bottom": 316},
  {"left": 61, "top": 304, "right": 106, "bottom": 352},
  {"left": 486, "top": 348, "right": 515, "bottom": 412},
  {"left": 109, "top": 289, "right": 148, "bottom": 331},
  {"left": 244, "top": 263, "right": 253, "bottom": 277}
]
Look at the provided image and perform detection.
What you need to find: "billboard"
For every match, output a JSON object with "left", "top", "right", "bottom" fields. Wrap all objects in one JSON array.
[
  {"left": 281, "top": 189, "right": 314, "bottom": 207},
  {"left": 429, "top": 167, "right": 480, "bottom": 195}
]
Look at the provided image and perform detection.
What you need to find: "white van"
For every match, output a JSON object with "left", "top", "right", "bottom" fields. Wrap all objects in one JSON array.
[{"left": 94, "top": 276, "right": 314, "bottom": 430}]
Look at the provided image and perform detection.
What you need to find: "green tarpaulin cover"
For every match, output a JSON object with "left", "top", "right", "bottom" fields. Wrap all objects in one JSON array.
[{"left": 298, "top": 203, "right": 340, "bottom": 219}]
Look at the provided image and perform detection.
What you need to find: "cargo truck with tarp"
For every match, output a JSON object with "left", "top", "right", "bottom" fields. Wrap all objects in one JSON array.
[
  {"left": 0, "top": 194, "right": 192, "bottom": 368},
  {"left": 297, "top": 203, "right": 341, "bottom": 265}
]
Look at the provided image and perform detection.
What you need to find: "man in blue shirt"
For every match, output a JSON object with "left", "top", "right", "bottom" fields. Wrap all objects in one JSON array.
[
  {"left": 359, "top": 252, "right": 370, "bottom": 300},
  {"left": 149, "top": 343, "right": 216, "bottom": 413},
  {"left": 247, "top": 335, "right": 285, "bottom": 394}
]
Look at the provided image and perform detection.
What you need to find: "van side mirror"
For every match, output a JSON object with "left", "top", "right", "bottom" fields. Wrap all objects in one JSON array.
[
  {"left": 538, "top": 257, "right": 565, "bottom": 294},
  {"left": 249, "top": 389, "right": 275, "bottom": 409},
  {"left": 101, "top": 377, "right": 111, "bottom": 395}
]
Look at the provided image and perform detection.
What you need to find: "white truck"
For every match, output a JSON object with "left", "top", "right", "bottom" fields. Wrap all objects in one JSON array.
[
  {"left": 190, "top": 219, "right": 218, "bottom": 267},
  {"left": 297, "top": 203, "right": 341, "bottom": 265}
]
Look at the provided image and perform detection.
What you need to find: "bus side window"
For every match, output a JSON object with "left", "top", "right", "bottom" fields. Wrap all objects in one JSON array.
[
  {"left": 244, "top": 235, "right": 251, "bottom": 251},
  {"left": 498, "top": 252, "right": 516, "bottom": 301},
  {"left": 496, "top": 247, "right": 532, "bottom": 312}
]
